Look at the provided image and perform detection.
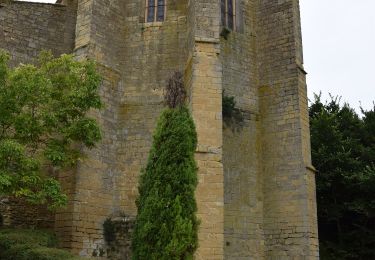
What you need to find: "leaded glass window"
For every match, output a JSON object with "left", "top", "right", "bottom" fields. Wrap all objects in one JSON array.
[
  {"left": 221, "top": 0, "right": 236, "bottom": 30},
  {"left": 146, "top": 0, "right": 166, "bottom": 23}
]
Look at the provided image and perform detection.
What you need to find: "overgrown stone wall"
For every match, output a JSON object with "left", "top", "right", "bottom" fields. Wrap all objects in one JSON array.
[
  {"left": 54, "top": 0, "right": 193, "bottom": 257},
  {"left": 0, "top": 0, "right": 77, "bottom": 233},
  {"left": 54, "top": 1, "right": 126, "bottom": 256},
  {"left": 0, "top": 0, "right": 319, "bottom": 259}
]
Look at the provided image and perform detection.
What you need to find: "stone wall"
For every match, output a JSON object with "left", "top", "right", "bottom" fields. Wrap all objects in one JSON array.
[
  {"left": 0, "top": 0, "right": 77, "bottom": 233},
  {"left": 117, "top": 0, "right": 191, "bottom": 216},
  {"left": 0, "top": 1, "right": 76, "bottom": 66},
  {"left": 221, "top": 0, "right": 264, "bottom": 258},
  {"left": 54, "top": 0, "right": 194, "bottom": 256},
  {"left": 257, "top": 0, "right": 319, "bottom": 258},
  {"left": 0, "top": 0, "right": 319, "bottom": 259},
  {"left": 191, "top": 0, "right": 225, "bottom": 258},
  {"left": 54, "top": 1, "right": 126, "bottom": 255},
  {"left": 0, "top": 197, "right": 54, "bottom": 229},
  {"left": 104, "top": 216, "right": 135, "bottom": 260}
]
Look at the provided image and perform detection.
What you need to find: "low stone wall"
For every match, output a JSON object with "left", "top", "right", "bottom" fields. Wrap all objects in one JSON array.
[{"left": 0, "top": 197, "right": 54, "bottom": 229}]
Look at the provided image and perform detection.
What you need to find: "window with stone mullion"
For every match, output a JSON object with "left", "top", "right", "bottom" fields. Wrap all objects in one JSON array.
[
  {"left": 156, "top": 0, "right": 165, "bottom": 21},
  {"left": 146, "top": 0, "right": 165, "bottom": 23},
  {"left": 221, "top": 0, "right": 236, "bottom": 30}
]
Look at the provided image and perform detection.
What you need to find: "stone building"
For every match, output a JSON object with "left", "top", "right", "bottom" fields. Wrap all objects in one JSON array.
[{"left": 0, "top": 0, "right": 319, "bottom": 259}]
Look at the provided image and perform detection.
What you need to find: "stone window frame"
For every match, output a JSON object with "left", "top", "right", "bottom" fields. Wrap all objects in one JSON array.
[
  {"left": 145, "top": 0, "right": 167, "bottom": 23},
  {"left": 221, "top": 0, "right": 237, "bottom": 31}
]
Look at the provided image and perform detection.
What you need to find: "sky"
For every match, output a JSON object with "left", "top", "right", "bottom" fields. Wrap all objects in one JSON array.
[
  {"left": 300, "top": 0, "right": 375, "bottom": 112},
  {"left": 20, "top": 0, "right": 375, "bottom": 112}
]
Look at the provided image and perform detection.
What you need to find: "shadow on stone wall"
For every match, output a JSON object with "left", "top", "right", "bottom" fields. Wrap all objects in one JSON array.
[{"left": 101, "top": 215, "right": 135, "bottom": 260}]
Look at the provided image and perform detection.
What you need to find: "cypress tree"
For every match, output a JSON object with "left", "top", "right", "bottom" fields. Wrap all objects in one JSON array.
[{"left": 132, "top": 73, "right": 199, "bottom": 260}]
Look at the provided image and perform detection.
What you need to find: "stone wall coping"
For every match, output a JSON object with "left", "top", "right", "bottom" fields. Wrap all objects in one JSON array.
[
  {"left": 195, "top": 37, "right": 220, "bottom": 44},
  {"left": 143, "top": 22, "right": 163, "bottom": 29}
]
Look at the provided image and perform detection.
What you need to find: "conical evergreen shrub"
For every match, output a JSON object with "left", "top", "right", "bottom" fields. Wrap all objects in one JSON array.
[{"left": 132, "top": 73, "right": 198, "bottom": 260}]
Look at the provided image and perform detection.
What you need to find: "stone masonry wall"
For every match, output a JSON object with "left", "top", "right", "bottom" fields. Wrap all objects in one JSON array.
[
  {"left": 117, "top": 0, "right": 191, "bottom": 216},
  {"left": 104, "top": 216, "right": 135, "bottom": 260},
  {"left": 257, "top": 0, "right": 319, "bottom": 258},
  {"left": 191, "top": 1, "right": 225, "bottom": 258},
  {"left": 54, "top": 0, "right": 126, "bottom": 256},
  {"left": 0, "top": 1, "right": 76, "bottom": 66},
  {"left": 0, "top": 197, "right": 54, "bottom": 229},
  {"left": 55, "top": 0, "right": 194, "bottom": 256},
  {"left": 0, "top": 0, "right": 318, "bottom": 258},
  {"left": 221, "top": 0, "right": 265, "bottom": 258},
  {"left": 0, "top": 0, "right": 77, "bottom": 233}
]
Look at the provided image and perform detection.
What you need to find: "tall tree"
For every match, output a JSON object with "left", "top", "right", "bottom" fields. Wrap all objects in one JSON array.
[
  {"left": 132, "top": 72, "right": 199, "bottom": 260},
  {"left": 309, "top": 94, "right": 375, "bottom": 259},
  {"left": 0, "top": 50, "right": 102, "bottom": 209}
]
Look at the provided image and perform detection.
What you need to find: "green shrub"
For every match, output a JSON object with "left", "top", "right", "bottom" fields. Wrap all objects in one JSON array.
[
  {"left": 103, "top": 217, "right": 116, "bottom": 243},
  {"left": 26, "top": 247, "right": 81, "bottom": 260},
  {"left": 0, "top": 50, "right": 102, "bottom": 210},
  {"left": 132, "top": 106, "right": 199, "bottom": 260},
  {"left": 222, "top": 92, "right": 236, "bottom": 118},
  {"left": 0, "top": 228, "right": 83, "bottom": 260},
  {"left": 222, "top": 91, "right": 243, "bottom": 124},
  {"left": 0, "top": 228, "right": 58, "bottom": 248}
]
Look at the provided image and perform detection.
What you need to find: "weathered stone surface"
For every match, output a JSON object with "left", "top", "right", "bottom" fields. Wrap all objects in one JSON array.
[
  {"left": 104, "top": 216, "right": 135, "bottom": 260},
  {"left": 0, "top": 0, "right": 318, "bottom": 259},
  {"left": 0, "top": 1, "right": 76, "bottom": 66},
  {"left": 0, "top": 197, "right": 54, "bottom": 229}
]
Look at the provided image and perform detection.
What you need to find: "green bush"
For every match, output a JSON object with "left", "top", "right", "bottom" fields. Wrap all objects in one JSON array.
[
  {"left": 222, "top": 92, "right": 236, "bottom": 118},
  {"left": 0, "top": 228, "right": 83, "bottom": 260},
  {"left": 222, "top": 91, "right": 243, "bottom": 124},
  {"left": 103, "top": 217, "right": 116, "bottom": 243},
  {"left": 132, "top": 106, "right": 199, "bottom": 260},
  {"left": 310, "top": 95, "right": 375, "bottom": 259},
  {"left": 0, "top": 228, "right": 58, "bottom": 247},
  {"left": 0, "top": 50, "right": 102, "bottom": 209}
]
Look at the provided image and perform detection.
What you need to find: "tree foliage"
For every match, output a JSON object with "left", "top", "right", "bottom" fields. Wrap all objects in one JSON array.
[
  {"left": 132, "top": 103, "right": 199, "bottom": 259},
  {"left": 309, "top": 94, "right": 375, "bottom": 259},
  {"left": 0, "top": 228, "right": 84, "bottom": 260},
  {"left": 0, "top": 50, "right": 102, "bottom": 209}
]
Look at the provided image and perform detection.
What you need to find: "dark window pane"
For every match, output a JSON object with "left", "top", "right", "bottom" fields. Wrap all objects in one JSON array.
[
  {"left": 147, "top": 0, "right": 155, "bottom": 22},
  {"left": 221, "top": 0, "right": 226, "bottom": 26},
  {"left": 157, "top": 0, "right": 165, "bottom": 22},
  {"left": 228, "top": 0, "right": 233, "bottom": 18},
  {"left": 228, "top": 14, "right": 234, "bottom": 29},
  {"left": 227, "top": 0, "right": 234, "bottom": 29}
]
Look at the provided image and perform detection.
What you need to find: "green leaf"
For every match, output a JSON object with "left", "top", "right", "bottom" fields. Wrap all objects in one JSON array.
[{"left": 0, "top": 49, "right": 102, "bottom": 210}]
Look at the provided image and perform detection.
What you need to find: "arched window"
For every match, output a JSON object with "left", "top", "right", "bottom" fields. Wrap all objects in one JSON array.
[
  {"left": 221, "top": 0, "right": 236, "bottom": 30},
  {"left": 146, "top": 0, "right": 166, "bottom": 23}
]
